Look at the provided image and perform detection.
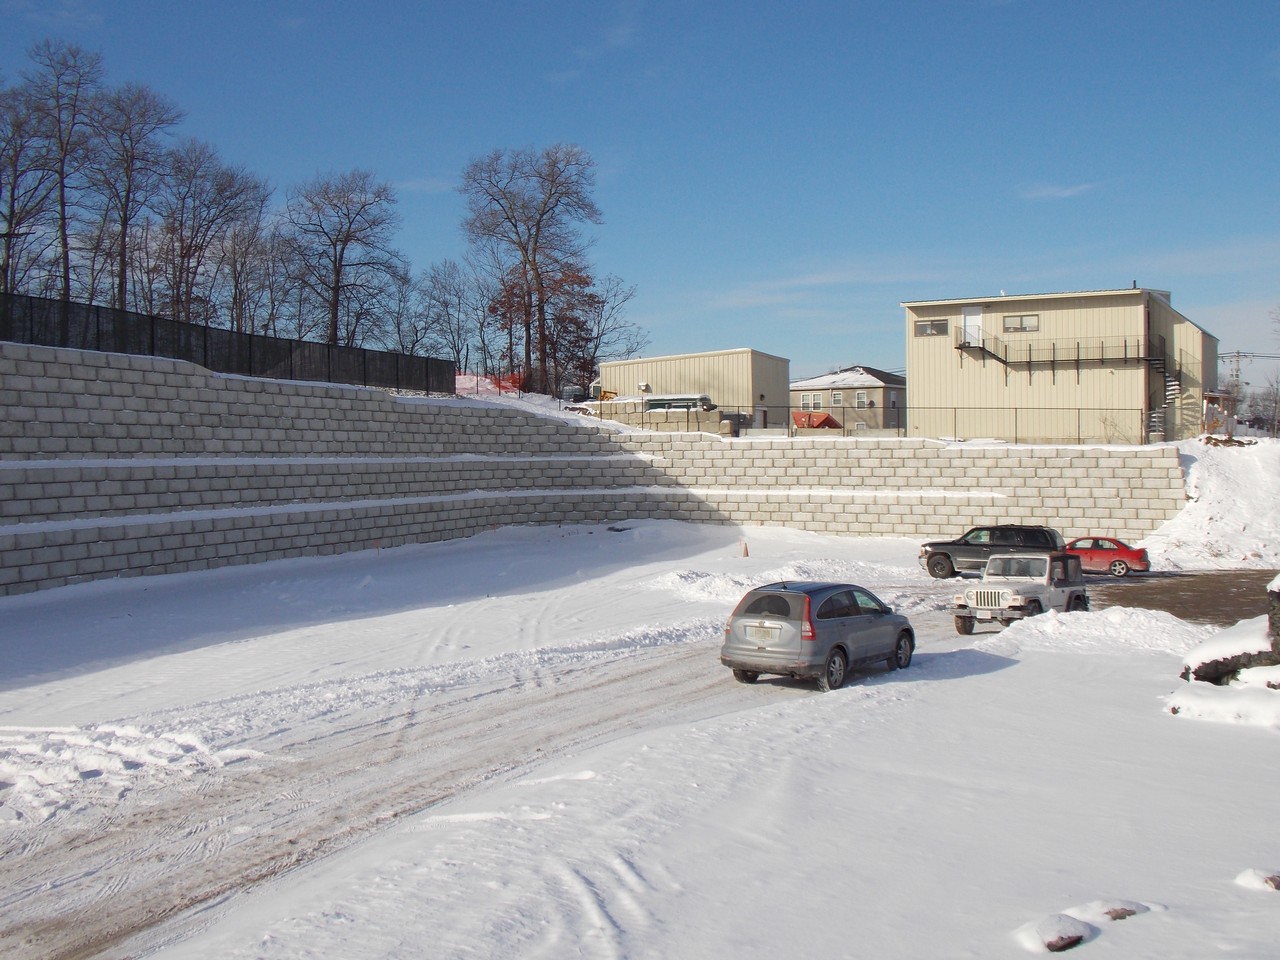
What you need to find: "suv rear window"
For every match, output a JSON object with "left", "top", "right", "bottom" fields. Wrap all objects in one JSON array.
[{"left": 738, "top": 593, "right": 798, "bottom": 619}]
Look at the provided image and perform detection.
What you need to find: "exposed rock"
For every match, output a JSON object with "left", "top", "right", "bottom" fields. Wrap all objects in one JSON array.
[
  {"left": 1270, "top": 586, "right": 1280, "bottom": 656},
  {"left": 1182, "top": 648, "right": 1280, "bottom": 685},
  {"left": 1034, "top": 914, "right": 1092, "bottom": 952},
  {"left": 1045, "top": 934, "right": 1084, "bottom": 952},
  {"left": 1104, "top": 906, "right": 1138, "bottom": 921},
  {"left": 1203, "top": 435, "right": 1257, "bottom": 447}
]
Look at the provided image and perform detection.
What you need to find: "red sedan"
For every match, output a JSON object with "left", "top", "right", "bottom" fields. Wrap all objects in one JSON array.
[{"left": 1065, "top": 537, "right": 1151, "bottom": 577}]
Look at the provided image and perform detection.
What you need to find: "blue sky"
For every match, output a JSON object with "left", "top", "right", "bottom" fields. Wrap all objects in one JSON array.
[{"left": 3, "top": 0, "right": 1279, "bottom": 385}]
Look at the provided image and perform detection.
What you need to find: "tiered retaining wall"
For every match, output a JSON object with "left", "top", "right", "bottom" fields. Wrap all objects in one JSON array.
[{"left": 0, "top": 341, "right": 1187, "bottom": 595}]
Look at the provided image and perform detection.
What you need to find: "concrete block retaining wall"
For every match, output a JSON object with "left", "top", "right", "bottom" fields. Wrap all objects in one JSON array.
[
  {"left": 0, "top": 341, "right": 1187, "bottom": 595},
  {"left": 612, "top": 434, "right": 1186, "bottom": 540}
]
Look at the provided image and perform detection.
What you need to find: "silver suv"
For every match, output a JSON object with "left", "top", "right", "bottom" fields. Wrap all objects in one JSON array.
[
  {"left": 951, "top": 552, "right": 1089, "bottom": 634},
  {"left": 720, "top": 582, "right": 915, "bottom": 691}
]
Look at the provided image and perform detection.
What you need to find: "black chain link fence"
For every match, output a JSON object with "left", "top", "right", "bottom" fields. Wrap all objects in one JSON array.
[{"left": 0, "top": 293, "right": 455, "bottom": 394}]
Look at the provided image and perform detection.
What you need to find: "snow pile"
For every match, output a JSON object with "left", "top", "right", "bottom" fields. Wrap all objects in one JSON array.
[
  {"left": 1182, "top": 615, "right": 1275, "bottom": 670},
  {"left": 983, "top": 605, "right": 1217, "bottom": 657},
  {"left": 1144, "top": 438, "right": 1280, "bottom": 569}
]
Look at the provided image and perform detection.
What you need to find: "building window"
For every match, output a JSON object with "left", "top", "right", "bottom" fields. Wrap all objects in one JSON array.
[
  {"left": 831, "top": 391, "right": 843, "bottom": 406},
  {"left": 800, "top": 393, "right": 822, "bottom": 412},
  {"left": 889, "top": 393, "right": 898, "bottom": 408},
  {"left": 914, "top": 318, "right": 949, "bottom": 337},
  {"left": 1003, "top": 314, "right": 1039, "bottom": 333},
  {"left": 855, "top": 391, "right": 868, "bottom": 409},
  {"left": 854, "top": 422, "right": 867, "bottom": 430}
]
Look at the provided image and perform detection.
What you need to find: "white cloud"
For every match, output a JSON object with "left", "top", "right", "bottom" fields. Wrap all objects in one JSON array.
[{"left": 1018, "top": 182, "right": 1098, "bottom": 200}]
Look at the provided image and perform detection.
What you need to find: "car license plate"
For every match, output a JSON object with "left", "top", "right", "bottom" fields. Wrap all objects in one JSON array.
[
  {"left": 974, "top": 610, "right": 994, "bottom": 620},
  {"left": 745, "top": 624, "right": 777, "bottom": 642}
]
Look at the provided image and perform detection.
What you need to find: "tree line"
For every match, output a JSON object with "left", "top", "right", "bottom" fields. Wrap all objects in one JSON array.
[{"left": 1, "top": 40, "right": 647, "bottom": 395}]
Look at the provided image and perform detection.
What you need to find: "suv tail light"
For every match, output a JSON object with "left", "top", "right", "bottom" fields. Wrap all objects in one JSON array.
[{"left": 801, "top": 595, "right": 816, "bottom": 641}]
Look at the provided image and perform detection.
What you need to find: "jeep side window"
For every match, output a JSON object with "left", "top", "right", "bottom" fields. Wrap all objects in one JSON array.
[{"left": 1050, "top": 560, "right": 1065, "bottom": 583}]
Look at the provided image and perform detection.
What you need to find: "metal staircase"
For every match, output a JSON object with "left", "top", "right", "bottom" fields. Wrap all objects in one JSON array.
[{"left": 1146, "top": 355, "right": 1182, "bottom": 440}]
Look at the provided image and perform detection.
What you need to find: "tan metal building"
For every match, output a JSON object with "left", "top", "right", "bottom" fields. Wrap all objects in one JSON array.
[
  {"left": 901, "top": 288, "right": 1218, "bottom": 443},
  {"left": 598, "top": 348, "right": 791, "bottom": 428}
]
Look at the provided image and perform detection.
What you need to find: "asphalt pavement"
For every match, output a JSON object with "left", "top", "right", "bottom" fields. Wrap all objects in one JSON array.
[{"left": 1087, "top": 569, "right": 1278, "bottom": 626}]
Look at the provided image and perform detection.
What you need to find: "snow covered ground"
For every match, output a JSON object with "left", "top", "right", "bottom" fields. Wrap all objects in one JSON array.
[{"left": 1, "top": 431, "right": 1278, "bottom": 959}]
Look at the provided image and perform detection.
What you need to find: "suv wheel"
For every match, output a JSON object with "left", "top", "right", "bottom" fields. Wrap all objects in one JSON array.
[
  {"left": 1025, "top": 600, "right": 1044, "bottom": 617},
  {"left": 1068, "top": 594, "right": 1089, "bottom": 612},
  {"left": 954, "top": 615, "right": 974, "bottom": 635},
  {"left": 732, "top": 668, "right": 760, "bottom": 684},
  {"left": 927, "top": 554, "right": 955, "bottom": 579},
  {"left": 888, "top": 632, "right": 914, "bottom": 669},
  {"left": 816, "top": 648, "right": 848, "bottom": 692}
]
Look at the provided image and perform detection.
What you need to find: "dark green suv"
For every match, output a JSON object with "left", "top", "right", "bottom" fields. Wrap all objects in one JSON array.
[{"left": 918, "top": 525, "right": 1065, "bottom": 579}]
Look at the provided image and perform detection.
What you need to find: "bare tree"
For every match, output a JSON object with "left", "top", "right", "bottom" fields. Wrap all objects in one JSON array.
[
  {"left": 460, "top": 144, "right": 602, "bottom": 393},
  {"left": 152, "top": 138, "right": 269, "bottom": 324},
  {"left": 212, "top": 191, "right": 273, "bottom": 333},
  {"left": 263, "top": 226, "right": 324, "bottom": 341},
  {"left": 284, "top": 169, "right": 401, "bottom": 346},
  {"left": 0, "top": 81, "right": 58, "bottom": 294},
  {"left": 417, "top": 258, "right": 498, "bottom": 369},
  {"left": 84, "top": 82, "right": 183, "bottom": 309},
  {"left": 329, "top": 254, "right": 409, "bottom": 348},
  {"left": 578, "top": 273, "right": 645, "bottom": 366},
  {"left": 1250, "top": 375, "right": 1279, "bottom": 436},
  {"left": 364, "top": 261, "right": 417, "bottom": 353},
  {"left": 22, "top": 40, "right": 103, "bottom": 301},
  {"left": 126, "top": 213, "right": 164, "bottom": 316},
  {"left": 539, "top": 267, "right": 643, "bottom": 395}
]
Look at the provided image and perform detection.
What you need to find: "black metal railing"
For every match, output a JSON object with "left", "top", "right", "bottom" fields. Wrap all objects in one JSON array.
[
  {"left": 957, "top": 330, "right": 1168, "bottom": 368},
  {"left": 0, "top": 293, "right": 455, "bottom": 394}
]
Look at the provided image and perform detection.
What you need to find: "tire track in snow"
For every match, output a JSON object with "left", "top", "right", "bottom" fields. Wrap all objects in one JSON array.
[{"left": 0, "top": 639, "right": 779, "bottom": 960}]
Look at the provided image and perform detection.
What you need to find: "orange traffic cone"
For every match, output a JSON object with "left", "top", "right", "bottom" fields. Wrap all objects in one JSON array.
[{"left": 740, "top": 538, "right": 749, "bottom": 557}]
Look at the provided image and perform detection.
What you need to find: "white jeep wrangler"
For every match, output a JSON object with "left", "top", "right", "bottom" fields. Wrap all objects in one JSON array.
[{"left": 951, "top": 552, "right": 1089, "bottom": 634}]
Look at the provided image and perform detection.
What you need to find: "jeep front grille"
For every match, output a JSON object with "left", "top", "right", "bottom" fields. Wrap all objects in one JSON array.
[{"left": 970, "top": 589, "right": 1005, "bottom": 609}]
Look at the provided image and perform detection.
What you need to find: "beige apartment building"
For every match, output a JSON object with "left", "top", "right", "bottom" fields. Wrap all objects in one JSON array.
[
  {"left": 789, "top": 365, "right": 906, "bottom": 435},
  {"left": 901, "top": 288, "right": 1218, "bottom": 443}
]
